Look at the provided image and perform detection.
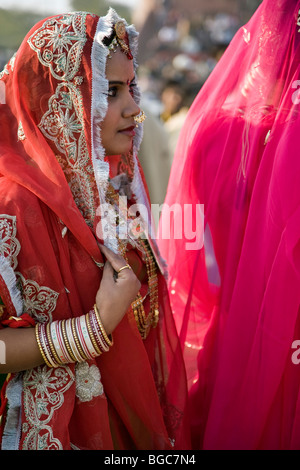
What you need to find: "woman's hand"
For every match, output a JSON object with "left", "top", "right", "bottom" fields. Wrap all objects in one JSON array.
[
  {"left": 95, "top": 244, "right": 141, "bottom": 334},
  {"left": 0, "top": 245, "right": 141, "bottom": 374}
]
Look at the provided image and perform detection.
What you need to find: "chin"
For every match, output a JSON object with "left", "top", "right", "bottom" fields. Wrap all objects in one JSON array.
[
  {"left": 106, "top": 146, "right": 132, "bottom": 156},
  {"left": 103, "top": 134, "right": 134, "bottom": 156}
]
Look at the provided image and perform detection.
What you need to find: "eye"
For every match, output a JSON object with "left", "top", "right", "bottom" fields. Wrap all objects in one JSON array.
[
  {"left": 129, "top": 83, "right": 136, "bottom": 96},
  {"left": 107, "top": 86, "right": 118, "bottom": 98}
]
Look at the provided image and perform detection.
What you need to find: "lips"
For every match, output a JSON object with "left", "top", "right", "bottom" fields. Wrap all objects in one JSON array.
[{"left": 118, "top": 125, "right": 136, "bottom": 137}]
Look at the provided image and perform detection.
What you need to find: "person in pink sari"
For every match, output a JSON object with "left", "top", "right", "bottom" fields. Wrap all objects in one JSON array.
[{"left": 158, "top": 0, "right": 300, "bottom": 450}]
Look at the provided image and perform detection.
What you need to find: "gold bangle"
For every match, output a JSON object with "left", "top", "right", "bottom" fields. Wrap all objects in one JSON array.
[
  {"left": 85, "top": 312, "right": 102, "bottom": 355},
  {"left": 46, "top": 322, "right": 63, "bottom": 366},
  {"left": 35, "top": 324, "right": 53, "bottom": 368},
  {"left": 71, "top": 317, "right": 88, "bottom": 362},
  {"left": 93, "top": 304, "right": 113, "bottom": 347},
  {"left": 61, "top": 319, "right": 77, "bottom": 363}
]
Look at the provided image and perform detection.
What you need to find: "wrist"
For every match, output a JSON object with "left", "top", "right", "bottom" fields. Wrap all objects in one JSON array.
[{"left": 35, "top": 306, "right": 113, "bottom": 368}]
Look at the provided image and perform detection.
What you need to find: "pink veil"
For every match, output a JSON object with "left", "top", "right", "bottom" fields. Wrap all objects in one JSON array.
[{"left": 159, "top": 0, "right": 300, "bottom": 449}]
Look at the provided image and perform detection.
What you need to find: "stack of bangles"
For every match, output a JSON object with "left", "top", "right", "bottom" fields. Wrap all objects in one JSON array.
[{"left": 35, "top": 304, "right": 113, "bottom": 368}]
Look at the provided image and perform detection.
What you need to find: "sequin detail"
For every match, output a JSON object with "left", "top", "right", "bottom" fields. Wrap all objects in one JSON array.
[
  {"left": 21, "top": 365, "right": 75, "bottom": 450},
  {"left": 28, "top": 12, "right": 96, "bottom": 226},
  {"left": 75, "top": 362, "right": 104, "bottom": 402},
  {"left": 27, "top": 14, "right": 87, "bottom": 82}
]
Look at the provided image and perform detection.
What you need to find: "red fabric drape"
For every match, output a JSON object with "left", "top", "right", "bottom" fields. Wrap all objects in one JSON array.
[
  {"left": 159, "top": 0, "right": 300, "bottom": 449},
  {"left": 0, "top": 11, "right": 190, "bottom": 450}
]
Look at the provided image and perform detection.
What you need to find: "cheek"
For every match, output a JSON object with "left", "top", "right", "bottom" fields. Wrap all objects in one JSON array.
[
  {"left": 101, "top": 108, "right": 118, "bottom": 135},
  {"left": 101, "top": 114, "right": 113, "bottom": 143}
]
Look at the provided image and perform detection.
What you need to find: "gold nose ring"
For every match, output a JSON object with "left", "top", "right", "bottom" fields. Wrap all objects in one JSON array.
[{"left": 134, "top": 110, "right": 146, "bottom": 124}]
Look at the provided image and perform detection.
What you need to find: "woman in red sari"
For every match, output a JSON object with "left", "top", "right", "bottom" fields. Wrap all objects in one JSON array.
[
  {"left": 0, "top": 9, "right": 189, "bottom": 450},
  {"left": 159, "top": 0, "right": 300, "bottom": 450}
]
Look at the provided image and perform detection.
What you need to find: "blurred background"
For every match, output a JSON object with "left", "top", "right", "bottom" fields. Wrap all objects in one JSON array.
[{"left": 0, "top": 0, "right": 263, "bottom": 205}]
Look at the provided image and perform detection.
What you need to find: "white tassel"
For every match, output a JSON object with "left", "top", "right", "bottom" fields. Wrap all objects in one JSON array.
[
  {"left": 0, "top": 255, "right": 23, "bottom": 316},
  {"left": 90, "top": 9, "right": 149, "bottom": 255},
  {"left": 1, "top": 374, "right": 23, "bottom": 450}
]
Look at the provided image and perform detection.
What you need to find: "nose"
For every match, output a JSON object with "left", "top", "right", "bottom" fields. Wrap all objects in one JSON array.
[{"left": 123, "top": 92, "right": 140, "bottom": 119}]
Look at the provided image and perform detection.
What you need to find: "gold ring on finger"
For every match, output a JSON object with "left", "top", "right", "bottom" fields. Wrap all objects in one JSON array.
[{"left": 117, "top": 264, "right": 132, "bottom": 274}]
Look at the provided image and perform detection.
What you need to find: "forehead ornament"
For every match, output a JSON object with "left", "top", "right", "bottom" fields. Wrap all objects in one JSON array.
[
  {"left": 115, "top": 20, "right": 126, "bottom": 40},
  {"left": 108, "top": 20, "right": 133, "bottom": 60}
]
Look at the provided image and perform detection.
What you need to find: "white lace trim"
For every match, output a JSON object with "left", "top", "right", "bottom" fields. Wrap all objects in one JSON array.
[
  {"left": 90, "top": 9, "right": 154, "bottom": 253},
  {"left": 0, "top": 255, "right": 23, "bottom": 316}
]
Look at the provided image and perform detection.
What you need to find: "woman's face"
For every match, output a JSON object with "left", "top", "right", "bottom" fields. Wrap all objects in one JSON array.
[{"left": 101, "top": 47, "right": 140, "bottom": 156}]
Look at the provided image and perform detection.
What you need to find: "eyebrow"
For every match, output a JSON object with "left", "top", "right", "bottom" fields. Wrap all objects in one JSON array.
[{"left": 108, "top": 78, "right": 136, "bottom": 86}]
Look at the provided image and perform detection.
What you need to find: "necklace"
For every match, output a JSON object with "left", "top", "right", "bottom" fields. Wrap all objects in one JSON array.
[
  {"left": 105, "top": 179, "right": 159, "bottom": 339},
  {"left": 131, "top": 239, "right": 159, "bottom": 339}
]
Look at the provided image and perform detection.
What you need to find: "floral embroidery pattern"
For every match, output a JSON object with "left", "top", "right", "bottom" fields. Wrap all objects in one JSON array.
[
  {"left": 17, "top": 121, "right": 26, "bottom": 141},
  {"left": 0, "top": 52, "right": 16, "bottom": 80},
  {"left": 17, "top": 274, "right": 59, "bottom": 323},
  {"left": 27, "top": 14, "right": 87, "bottom": 82},
  {"left": 39, "top": 82, "right": 83, "bottom": 148},
  {"left": 75, "top": 362, "right": 104, "bottom": 402},
  {"left": 22, "top": 365, "right": 74, "bottom": 450},
  {"left": 0, "top": 215, "right": 21, "bottom": 269},
  {"left": 29, "top": 12, "right": 96, "bottom": 226},
  {"left": 38, "top": 82, "right": 95, "bottom": 223}
]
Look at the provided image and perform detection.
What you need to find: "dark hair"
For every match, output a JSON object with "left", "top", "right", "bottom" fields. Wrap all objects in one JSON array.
[{"left": 102, "top": 30, "right": 116, "bottom": 47}]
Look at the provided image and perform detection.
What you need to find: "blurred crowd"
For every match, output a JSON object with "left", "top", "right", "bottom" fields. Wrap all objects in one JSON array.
[
  {"left": 0, "top": 0, "right": 262, "bottom": 206},
  {"left": 133, "top": 0, "right": 262, "bottom": 205}
]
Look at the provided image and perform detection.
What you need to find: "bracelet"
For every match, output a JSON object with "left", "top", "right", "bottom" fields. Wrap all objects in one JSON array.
[
  {"left": 85, "top": 312, "right": 103, "bottom": 355},
  {"left": 61, "top": 319, "right": 77, "bottom": 363},
  {"left": 35, "top": 307, "right": 113, "bottom": 368},
  {"left": 50, "top": 320, "right": 71, "bottom": 364},
  {"left": 46, "top": 322, "right": 62, "bottom": 366},
  {"left": 89, "top": 310, "right": 109, "bottom": 352},
  {"left": 54, "top": 320, "right": 74, "bottom": 364},
  {"left": 65, "top": 318, "right": 83, "bottom": 362},
  {"left": 35, "top": 323, "right": 56, "bottom": 368},
  {"left": 39, "top": 323, "right": 59, "bottom": 368},
  {"left": 76, "top": 316, "right": 99, "bottom": 360},
  {"left": 93, "top": 304, "right": 113, "bottom": 348}
]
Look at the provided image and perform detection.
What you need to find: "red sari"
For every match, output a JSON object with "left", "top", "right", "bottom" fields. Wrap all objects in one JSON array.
[
  {"left": 0, "top": 10, "right": 189, "bottom": 450},
  {"left": 159, "top": 0, "right": 300, "bottom": 450}
]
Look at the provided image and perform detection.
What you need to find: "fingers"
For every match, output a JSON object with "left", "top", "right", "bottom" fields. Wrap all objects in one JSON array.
[
  {"left": 102, "top": 259, "right": 129, "bottom": 283},
  {"left": 100, "top": 244, "right": 129, "bottom": 273},
  {"left": 116, "top": 264, "right": 131, "bottom": 274},
  {"left": 102, "top": 259, "right": 114, "bottom": 277},
  {"left": 95, "top": 246, "right": 141, "bottom": 334},
  {"left": 100, "top": 244, "right": 137, "bottom": 285}
]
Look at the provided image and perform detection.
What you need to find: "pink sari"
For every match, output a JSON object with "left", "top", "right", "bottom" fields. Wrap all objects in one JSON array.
[{"left": 159, "top": 0, "right": 300, "bottom": 449}]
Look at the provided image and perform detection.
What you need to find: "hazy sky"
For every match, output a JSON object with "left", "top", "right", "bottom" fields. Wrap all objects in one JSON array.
[
  {"left": 0, "top": 0, "right": 72, "bottom": 13},
  {"left": 0, "top": 0, "right": 138, "bottom": 13},
  {"left": 0, "top": 0, "right": 138, "bottom": 14}
]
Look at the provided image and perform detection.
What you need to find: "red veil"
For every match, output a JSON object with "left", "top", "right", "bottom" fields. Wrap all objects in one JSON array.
[
  {"left": 159, "top": 0, "right": 300, "bottom": 450},
  {"left": 0, "top": 10, "right": 189, "bottom": 450}
]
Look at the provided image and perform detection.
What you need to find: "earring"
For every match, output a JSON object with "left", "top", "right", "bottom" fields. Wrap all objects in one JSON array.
[{"left": 134, "top": 110, "right": 146, "bottom": 124}]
